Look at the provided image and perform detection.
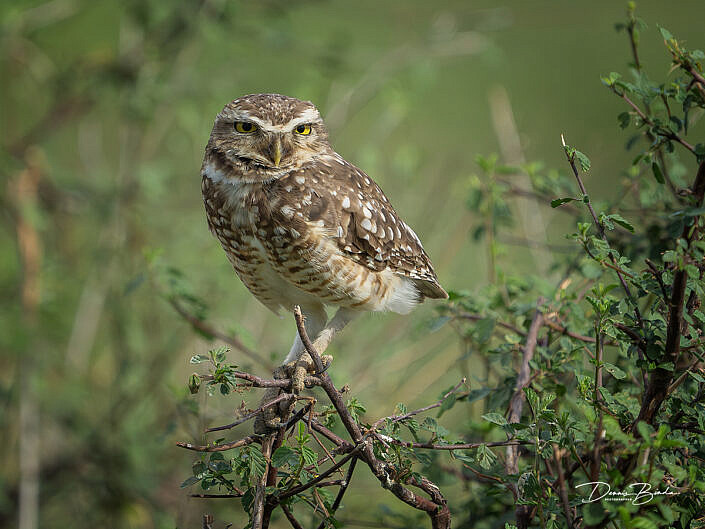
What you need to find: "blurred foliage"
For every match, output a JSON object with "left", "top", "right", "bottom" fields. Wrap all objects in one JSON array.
[{"left": 2, "top": 1, "right": 705, "bottom": 528}]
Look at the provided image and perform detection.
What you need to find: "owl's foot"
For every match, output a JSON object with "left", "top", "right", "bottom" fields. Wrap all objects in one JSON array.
[
  {"left": 285, "top": 352, "right": 333, "bottom": 393},
  {"left": 252, "top": 355, "right": 332, "bottom": 434}
]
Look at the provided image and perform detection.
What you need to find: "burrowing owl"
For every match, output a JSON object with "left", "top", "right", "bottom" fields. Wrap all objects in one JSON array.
[{"left": 201, "top": 94, "right": 446, "bottom": 387}]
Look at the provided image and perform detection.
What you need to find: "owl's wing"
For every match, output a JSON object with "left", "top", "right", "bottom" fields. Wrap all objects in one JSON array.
[{"left": 294, "top": 154, "right": 447, "bottom": 300}]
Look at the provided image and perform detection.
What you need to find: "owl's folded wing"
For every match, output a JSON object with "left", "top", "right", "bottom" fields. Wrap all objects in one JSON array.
[{"left": 300, "top": 155, "right": 448, "bottom": 300}]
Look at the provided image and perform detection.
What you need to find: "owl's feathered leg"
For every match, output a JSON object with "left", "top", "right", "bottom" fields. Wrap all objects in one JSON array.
[
  {"left": 255, "top": 305, "right": 327, "bottom": 433},
  {"left": 287, "top": 306, "right": 358, "bottom": 392},
  {"left": 254, "top": 307, "right": 357, "bottom": 433}
]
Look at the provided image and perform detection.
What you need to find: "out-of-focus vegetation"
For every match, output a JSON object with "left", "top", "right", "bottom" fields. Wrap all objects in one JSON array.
[{"left": 2, "top": 1, "right": 705, "bottom": 529}]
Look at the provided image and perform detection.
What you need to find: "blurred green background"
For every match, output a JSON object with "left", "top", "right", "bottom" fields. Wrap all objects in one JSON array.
[{"left": 2, "top": 1, "right": 704, "bottom": 528}]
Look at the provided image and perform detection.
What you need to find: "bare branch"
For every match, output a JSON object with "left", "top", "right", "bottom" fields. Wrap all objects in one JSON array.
[
  {"left": 169, "top": 297, "right": 274, "bottom": 370},
  {"left": 205, "top": 393, "right": 294, "bottom": 433},
  {"left": 176, "top": 435, "right": 260, "bottom": 452}
]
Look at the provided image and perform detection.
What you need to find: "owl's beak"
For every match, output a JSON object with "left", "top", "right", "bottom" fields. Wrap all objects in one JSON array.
[{"left": 272, "top": 138, "right": 282, "bottom": 168}]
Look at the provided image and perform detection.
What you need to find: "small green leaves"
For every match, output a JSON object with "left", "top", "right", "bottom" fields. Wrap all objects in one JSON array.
[
  {"left": 482, "top": 413, "right": 508, "bottom": 426},
  {"left": 247, "top": 446, "right": 267, "bottom": 480},
  {"left": 190, "top": 354, "right": 209, "bottom": 364},
  {"left": 188, "top": 373, "right": 200, "bottom": 394},
  {"left": 603, "top": 362, "right": 626, "bottom": 380},
  {"left": 271, "top": 446, "right": 298, "bottom": 468},
  {"left": 601, "top": 71, "right": 622, "bottom": 87},
  {"left": 658, "top": 26, "right": 674, "bottom": 42},
  {"left": 476, "top": 444, "right": 497, "bottom": 470},
  {"left": 600, "top": 212, "right": 635, "bottom": 233},
  {"left": 562, "top": 141, "right": 591, "bottom": 172},
  {"left": 346, "top": 398, "right": 366, "bottom": 422}
]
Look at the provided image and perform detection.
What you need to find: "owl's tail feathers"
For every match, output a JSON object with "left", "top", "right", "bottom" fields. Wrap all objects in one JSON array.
[{"left": 414, "top": 278, "right": 449, "bottom": 300}]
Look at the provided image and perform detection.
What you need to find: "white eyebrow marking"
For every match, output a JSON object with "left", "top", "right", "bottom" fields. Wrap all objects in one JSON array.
[{"left": 295, "top": 107, "right": 320, "bottom": 123}]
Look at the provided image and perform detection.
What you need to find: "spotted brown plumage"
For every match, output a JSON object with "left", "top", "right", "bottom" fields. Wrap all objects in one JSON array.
[{"left": 201, "top": 93, "right": 447, "bottom": 370}]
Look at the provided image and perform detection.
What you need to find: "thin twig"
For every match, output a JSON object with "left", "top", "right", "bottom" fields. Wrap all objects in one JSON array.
[
  {"left": 314, "top": 457, "right": 358, "bottom": 529},
  {"left": 281, "top": 504, "right": 305, "bottom": 529},
  {"left": 169, "top": 297, "right": 274, "bottom": 370},
  {"left": 176, "top": 435, "right": 260, "bottom": 452},
  {"left": 561, "top": 134, "right": 645, "bottom": 334},
  {"left": 205, "top": 393, "right": 294, "bottom": 432}
]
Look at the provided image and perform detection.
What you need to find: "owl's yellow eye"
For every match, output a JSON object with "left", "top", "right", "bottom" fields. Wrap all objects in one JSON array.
[
  {"left": 294, "top": 123, "right": 312, "bottom": 135},
  {"left": 234, "top": 121, "right": 258, "bottom": 133}
]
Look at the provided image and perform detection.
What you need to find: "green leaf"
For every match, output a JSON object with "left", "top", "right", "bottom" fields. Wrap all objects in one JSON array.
[
  {"left": 300, "top": 445, "right": 318, "bottom": 467},
  {"left": 180, "top": 476, "right": 200, "bottom": 488},
  {"left": 658, "top": 26, "right": 674, "bottom": 41},
  {"left": 476, "top": 444, "right": 497, "bottom": 470},
  {"left": 247, "top": 447, "right": 267, "bottom": 480},
  {"left": 474, "top": 317, "right": 496, "bottom": 343},
  {"left": 609, "top": 213, "right": 635, "bottom": 233},
  {"left": 466, "top": 388, "right": 492, "bottom": 404},
  {"left": 574, "top": 149, "right": 591, "bottom": 172},
  {"left": 482, "top": 413, "right": 508, "bottom": 426},
  {"left": 188, "top": 373, "right": 200, "bottom": 394},
  {"left": 651, "top": 162, "right": 665, "bottom": 184},
  {"left": 190, "top": 354, "right": 209, "bottom": 364},
  {"left": 271, "top": 446, "right": 298, "bottom": 468},
  {"left": 437, "top": 393, "right": 457, "bottom": 418},
  {"left": 603, "top": 362, "right": 626, "bottom": 379},
  {"left": 618, "top": 111, "right": 631, "bottom": 129},
  {"left": 551, "top": 197, "right": 576, "bottom": 208}
]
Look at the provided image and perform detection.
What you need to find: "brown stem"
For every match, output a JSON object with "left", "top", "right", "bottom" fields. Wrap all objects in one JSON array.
[
  {"left": 281, "top": 504, "right": 305, "bottom": 529},
  {"left": 635, "top": 161, "right": 705, "bottom": 425},
  {"left": 168, "top": 297, "right": 274, "bottom": 370},
  {"left": 314, "top": 457, "right": 358, "bottom": 529},
  {"left": 293, "top": 306, "right": 451, "bottom": 529},
  {"left": 506, "top": 302, "right": 544, "bottom": 476},
  {"left": 176, "top": 435, "right": 259, "bottom": 452},
  {"left": 205, "top": 393, "right": 294, "bottom": 432},
  {"left": 562, "top": 135, "right": 644, "bottom": 331}
]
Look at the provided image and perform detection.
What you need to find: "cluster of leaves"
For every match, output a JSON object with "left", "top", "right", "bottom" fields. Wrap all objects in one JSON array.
[{"left": 435, "top": 7, "right": 705, "bottom": 528}]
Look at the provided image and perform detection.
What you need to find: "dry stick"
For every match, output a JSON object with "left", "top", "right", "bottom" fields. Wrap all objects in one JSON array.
[
  {"left": 553, "top": 446, "right": 574, "bottom": 528},
  {"left": 205, "top": 393, "right": 294, "bottom": 432},
  {"left": 314, "top": 457, "right": 359, "bottom": 529},
  {"left": 459, "top": 312, "right": 527, "bottom": 337},
  {"left": 506, "top": 302, "right": 543, "bottom": 529},
  {"left": 543, "top": 318, "right": 597, "bottom": 344},
  {"left": 635, "top": 160, "right": 705, "bottom": 425},
  {"left": 375, "top": 434, "right": 529, "bottom": 451},
  {"left": 168, "top": 297, "right": 274, "bottom": 370},
  {"left": 191, "top": 493, "right": 243, "bottom": 499},
  {"left": 292, "top": 306, "right": 451, "bottom": 529},
  {"left": 311, "top": 420, "right": 353, "bottom": 452},
  {"left": 252, "top": 436, "right": 274, "bottom": 529},
  {"left": 590, "top": 331, "right": 605, "bottom": 484},
  {"left": 506, "top": 304, "right": 544, "bottom": 476},
  {"left": 368, "top": 378, "right": 467, "bottom": 432},
  {"left": 615, "top": 92, "right": 696, "bottom": 154},
  {"left": 281, "top": 504, "right": 305, "bottom": 529},
  {"left": 200, "top": 371, "right": 321, "bottom": 389},
  {"left": 176, "top": 435, "right": 259, "bottom": 452},
  {"left": 277, "top": 449, "right": 363, "bottom": 503}
]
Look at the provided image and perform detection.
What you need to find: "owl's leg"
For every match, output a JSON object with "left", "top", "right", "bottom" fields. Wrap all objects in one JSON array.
[
  {"left": 287, "top": 307, "right": 358, "bottom": 392},
  {"left": 284, "top": 304, "right": 328, "bottom": 364},
  {"left": 255, "top": 304, "right": 327, "bottom": 433}
]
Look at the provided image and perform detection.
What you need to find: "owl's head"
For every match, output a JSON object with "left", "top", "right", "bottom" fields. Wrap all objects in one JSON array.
[{"left": 205, "top": 94, "right": 331, "bottom": 181}]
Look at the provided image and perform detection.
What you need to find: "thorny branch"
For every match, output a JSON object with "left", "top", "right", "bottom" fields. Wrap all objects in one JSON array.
[{"left": 176, "top": 308, "right": 473, "bottom": 528}]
